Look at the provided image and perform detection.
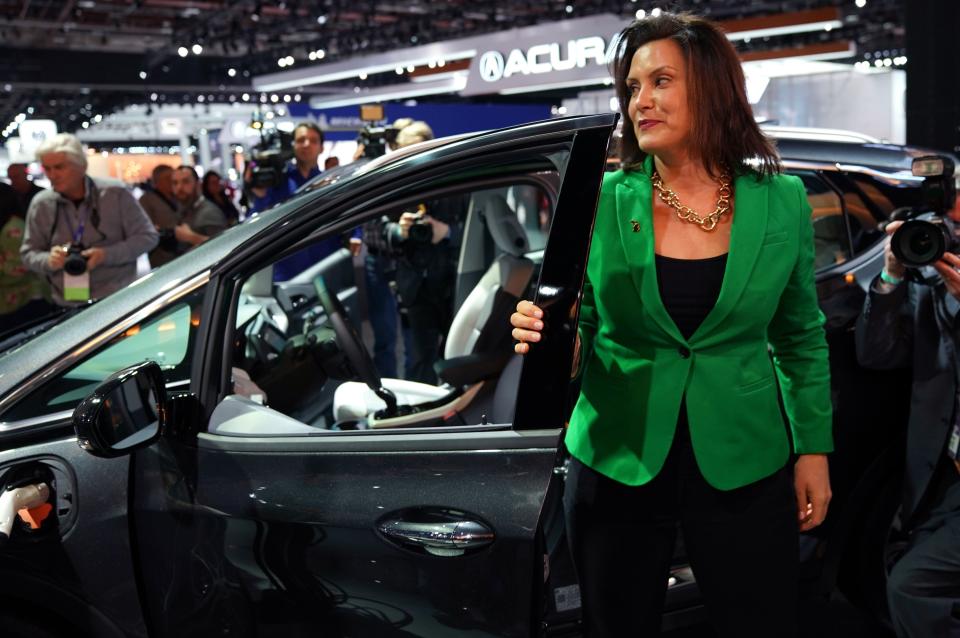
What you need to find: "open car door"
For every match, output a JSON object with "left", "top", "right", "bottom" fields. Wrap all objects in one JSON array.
[{"left": 81, "top": 114, "right": 616, "bottom": 638}]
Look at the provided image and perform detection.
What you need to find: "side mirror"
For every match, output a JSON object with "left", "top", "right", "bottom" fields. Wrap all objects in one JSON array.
[{"left": 73, "top": 361, "right": 166, "bottom": 458}]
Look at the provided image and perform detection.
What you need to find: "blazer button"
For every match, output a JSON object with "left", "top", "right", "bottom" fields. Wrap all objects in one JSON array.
[{"left": 678, "top": 347, "right": 691, "bottom": 359}]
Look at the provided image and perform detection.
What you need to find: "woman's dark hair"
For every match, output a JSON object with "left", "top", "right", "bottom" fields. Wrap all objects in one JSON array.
[
  {"left": 201, "top": 169, "right": 221, "bottom": 198},
  {"left": 611, "top": 13, "right": 780, "bottom": 178}
]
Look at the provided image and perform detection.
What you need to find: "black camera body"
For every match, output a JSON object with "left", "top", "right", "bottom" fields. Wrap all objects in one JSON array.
[
  {"left": 248, "top": 130, "right": 294, "bottom": 190},
  {"left": 407, "top": 219, "right": 433, "bottom": 244},
  {"left": 63, "top": 242, "right": 88, "bottom": 276},
  {"left": 890, "top": 156, "right": 959, "bottom": 269},
  {"left": 357, "top": 125, "right": 399, "bottom": 160}
]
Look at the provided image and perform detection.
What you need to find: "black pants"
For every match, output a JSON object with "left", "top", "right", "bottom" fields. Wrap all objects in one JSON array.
[{"left": 563, "top": 408, "right": 799, "bottom": 637}]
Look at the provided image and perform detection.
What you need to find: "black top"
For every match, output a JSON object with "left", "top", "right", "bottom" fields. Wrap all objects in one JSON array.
[{"left": 655, "top": 253, "right": 728, "bottom": 341}]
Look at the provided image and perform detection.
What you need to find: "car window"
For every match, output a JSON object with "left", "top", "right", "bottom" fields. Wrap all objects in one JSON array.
[
  {"left": 217, "top": 169, "right": 563, "bottom": 435},
  {"left": 791, "top": 170, "right": 851, "bottom": 269},
  {"left": 2, "top": 289, "right": 205, "bottom": 422}
]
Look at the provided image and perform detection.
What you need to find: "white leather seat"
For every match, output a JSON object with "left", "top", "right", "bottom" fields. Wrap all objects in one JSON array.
[{"left": 334, "top": 193, "right": 533, "bottom": 427}]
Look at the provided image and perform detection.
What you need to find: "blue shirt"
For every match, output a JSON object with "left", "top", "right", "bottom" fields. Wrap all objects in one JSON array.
[
  {"left": 249, "top": 163, "right": 320, "bottom": 214},
  {"left": 251, "top": 163, "right": 360, "bottom": 281}
]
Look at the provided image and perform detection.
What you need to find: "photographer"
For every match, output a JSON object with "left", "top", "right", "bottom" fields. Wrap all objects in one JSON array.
[
  {"left": 366, "top": 121, "right": 463, "bottom": 384},
  {"left": 855, "top": 177, "right": 960, "bottom": 638},
  {"left": 21, "top": 134, "right": 158, "bottom": 307},
  {"left": 246, "top": 121, "right": 360, "bottom": 280}
]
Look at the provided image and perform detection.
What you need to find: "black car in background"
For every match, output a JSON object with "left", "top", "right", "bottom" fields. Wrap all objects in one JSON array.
[{"left": 0, "top": 115, "right": 942, "bottom": 636}]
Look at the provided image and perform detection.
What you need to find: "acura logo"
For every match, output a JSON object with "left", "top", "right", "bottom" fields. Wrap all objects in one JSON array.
[
  {"left": 477, "top": 37, "right": 611, "bottom": 83},
  {"left": 479, "top": 51, "right": 506, "bottom": 83}
]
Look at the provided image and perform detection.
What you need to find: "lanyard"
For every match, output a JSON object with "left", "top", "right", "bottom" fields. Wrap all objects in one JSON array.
[{"left": 64, "top": 201, "right": 90, "bottom": 245}]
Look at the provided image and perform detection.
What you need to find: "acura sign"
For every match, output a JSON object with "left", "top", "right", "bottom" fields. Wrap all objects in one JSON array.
[
  {"left": 463, "top": 14, "right": 625, "bottom": 96},
  {"left": 478, "top": 37, "right": 611, "bottom": 83}
]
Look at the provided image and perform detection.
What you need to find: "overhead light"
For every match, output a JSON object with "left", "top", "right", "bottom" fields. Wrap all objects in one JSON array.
[
  {"left": 565, "top": 5, "right": 573, "bottom": 13},
  {"left": 227, "top": 68, "right": 237, "bottom": 77},
  {"left": 177, "top": 46, "right": 188, "bottom": 57},
  {"left": 308, "top": 74, "right": 468, "bottom": 109},
  {"left": 150, "top": 92, "right": 158, "bottom": 101},
  {"left": 192, "top": 43, "right": 202, "bottom": 55},
  {"left": 317, "top": 15, "right": 327, "bottom": 25},
  {"left": 278, "top": 58, "right": 287, "bottom": 67},
  {"left": 499, "top": 76, "right": 612, "bottom": 95},
  {"left": 308, "top": 51, "right": 317, "bottom": 61},
  {"left": 359, "top": 72, "right": 367, "bottom": 80},
  {"left": 285, "top": 56, "right": 294, "bottom": 66},
  {"left": 283, "top": 94, "right": 291, "bottom": 102},
  {"left": 139, "top": 71, "right": 147, "bottom": 79},
  {"left": 241, "top": 93, "right": 250, "bottom": 101},
  {"left": 635, "top": 9, "right": 646, "bottom": 19},
  {"left": 722, "top": 8, "right": 843, "bottom": 42},
  {"left": 651, "top": 7, "right": 662, "bottom": 17},
  {"left": 855, "top": 0, "right": 866, "bottom": 7},
  {"left": 254, "top": 48, "right": 476, "bottom": 91},
  {"left": 315, "top": 49, "right": 325, "bottom": 60}
]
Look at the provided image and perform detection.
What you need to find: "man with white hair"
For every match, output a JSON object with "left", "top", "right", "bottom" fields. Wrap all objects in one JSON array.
[{"left": 20, "top": 133, "right": 158, "bottom": 306}]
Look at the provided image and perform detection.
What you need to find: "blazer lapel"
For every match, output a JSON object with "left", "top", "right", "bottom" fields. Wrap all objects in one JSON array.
[
  {"left": 691, "top": 173, "right": 769, "bottom": 343},
  {"left": 615, "top": 159, "right": 686, "bottom": 344}
]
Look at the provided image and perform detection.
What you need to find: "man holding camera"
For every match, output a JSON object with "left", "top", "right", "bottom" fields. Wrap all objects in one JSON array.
[
  {"left": 856, "top": 179, "right": 960, "bottom": 638},
  {"left": 21, "top": 134, "right": 158, "bottom": 307}
]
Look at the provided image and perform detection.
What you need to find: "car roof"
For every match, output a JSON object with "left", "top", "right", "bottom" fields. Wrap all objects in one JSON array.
[{"left": 764, "top": 126, "right": 955, "bottom": 174}]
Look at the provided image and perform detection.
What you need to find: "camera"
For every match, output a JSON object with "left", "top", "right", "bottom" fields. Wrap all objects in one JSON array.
[
  {"left": 63, "top": 242, "right": 88, "bottom": 276},
  {"left": 247, "top": 129, "right": 294, "bottom": 189},
  {"left": 407, "top": 218, "right": 433, "bottom": 243},
  {"left": 890, "top": 156, "right": 959, "bottom": 268},
  {"left": 356, "top": 124, "right": 400, "bottom": 160}
]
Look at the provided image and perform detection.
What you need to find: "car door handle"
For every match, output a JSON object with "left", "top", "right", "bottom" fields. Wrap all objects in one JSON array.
[{"left": 378, "top": 516, "right": 495, "bottom": 557}]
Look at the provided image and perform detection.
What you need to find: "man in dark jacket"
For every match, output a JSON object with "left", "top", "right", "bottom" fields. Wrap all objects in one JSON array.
[{"left": 856, "top": 194, "right": 960, "bottom": 638}]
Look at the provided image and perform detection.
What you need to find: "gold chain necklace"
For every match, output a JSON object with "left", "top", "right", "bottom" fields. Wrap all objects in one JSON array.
[{"left": 651, "top": 170, "right": 732, "bottom": 232}]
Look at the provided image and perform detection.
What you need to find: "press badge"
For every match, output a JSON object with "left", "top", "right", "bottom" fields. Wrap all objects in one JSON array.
[{"left": 63, "top": 272, "right": 90, "bottom": 302}]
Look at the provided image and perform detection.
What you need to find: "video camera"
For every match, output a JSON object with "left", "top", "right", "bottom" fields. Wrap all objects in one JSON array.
[
  {"left": 890, "top": 156, "right": 958, "bottom": 269},
  {"left": 355, "top": 103, "right": 401, "bottom": 160},
  {"left": 247, "top": 128, "right": 294, "bottom": 190},
  {"left": 356, "top": 125, "right": 400, "bottom": 160}
]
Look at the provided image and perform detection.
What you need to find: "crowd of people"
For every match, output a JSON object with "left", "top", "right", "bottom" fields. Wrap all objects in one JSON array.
[
  {"left": 0, "top": 126, "right": 314, "bottom": 332},
  {"left": 0, "top": 119, "right": 453, "bottom": 386}
]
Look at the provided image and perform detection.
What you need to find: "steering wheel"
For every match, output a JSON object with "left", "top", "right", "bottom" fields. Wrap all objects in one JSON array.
[{"left": 314, "top": 276, "right": 398, "bottom": 415}]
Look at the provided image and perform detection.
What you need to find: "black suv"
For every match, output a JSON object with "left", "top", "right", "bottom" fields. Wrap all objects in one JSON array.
[{"left": 0, "top": 115, "right": 943, "bottom": 636}]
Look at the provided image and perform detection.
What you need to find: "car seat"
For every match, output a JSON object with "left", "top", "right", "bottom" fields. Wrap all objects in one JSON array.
[{"left": 333, "top": 193, "right": 534, "bottom": 427}]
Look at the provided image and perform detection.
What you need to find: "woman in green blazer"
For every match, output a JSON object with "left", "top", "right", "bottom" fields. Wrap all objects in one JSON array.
[{"left": 512, "top": 13, "right": 833, "bottom": 638}]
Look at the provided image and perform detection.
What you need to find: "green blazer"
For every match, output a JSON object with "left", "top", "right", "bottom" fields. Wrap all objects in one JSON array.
[{"left": 566, "top": 158, "right": 833, "bottom": 490}]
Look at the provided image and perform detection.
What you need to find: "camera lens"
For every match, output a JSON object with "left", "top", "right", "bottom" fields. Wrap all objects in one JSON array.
[
  {"left": 891, "top": 219, "right": 947, "bottom": 267},
  {"left": 63, "top": 247, "right": 88, "bottom": 276}
]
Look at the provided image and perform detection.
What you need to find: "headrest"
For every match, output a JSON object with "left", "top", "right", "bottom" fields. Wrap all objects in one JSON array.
[{"left": 480, "top": 194, "right": 529, "bottom": 257}]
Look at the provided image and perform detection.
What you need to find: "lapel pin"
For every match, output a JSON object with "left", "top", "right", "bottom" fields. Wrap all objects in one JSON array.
[{"left": 629, "top": 220, "right": 640, "bottom": 232}]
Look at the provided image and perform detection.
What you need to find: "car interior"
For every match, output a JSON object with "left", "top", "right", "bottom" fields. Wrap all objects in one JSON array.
[{"left": 210, "top": 178, "right": 556, "bottom": 435}]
